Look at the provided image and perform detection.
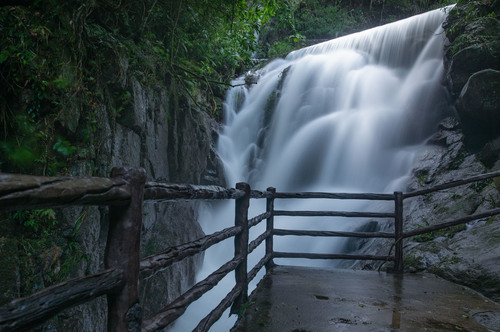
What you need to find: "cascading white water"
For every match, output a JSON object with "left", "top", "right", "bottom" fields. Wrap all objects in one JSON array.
[
  {"left": 221, "top": 8, "right": 450, "bottom": 193},
  {"left": 217, "top": 7, "right": 451, "bottom": 261},
  {"left": 172, "top": 7, "right": 452, "bottom": 331}
]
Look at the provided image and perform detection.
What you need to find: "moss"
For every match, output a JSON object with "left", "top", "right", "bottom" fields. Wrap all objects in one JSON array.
[
  {"left": 489, "top": 234, "right": 500, "bottom": 245},
  {"left": 441, "top": 254, "right": 462, "bottom": 266},
  {"left": 416, "top": 170, "right": 429, "bottom": 186},
  {"left": 0, "top": 209, "right": 85, "bottom": 300},
  {"left": 448, "top": 149, "right": 469, "bottom": 170},
  {"left": 470, "top": 179, "right": 493, "bottom": 193},
  {"left": 415, "top": 223, "right": 466, "bottom": 242},
  {"left": 144, "top": 236, "right": 160, "bottom": 256},
  {"left": 435, "top": 206, "right": 450, "bottom": 215},
  {"left": 493, "top": 177, "right": 500, "bottom": 192},
  {"left": 403, "top": 255, "right": 424, "bottom": 270},
  {"left": 485, "top": 215, "right": 499, "bottom": 226},
  {"left": 0, "top": 237, "right": 20, "bottom": 305},
  {"left": 422, "top": 241, "right": 443, "bottom": 255}
]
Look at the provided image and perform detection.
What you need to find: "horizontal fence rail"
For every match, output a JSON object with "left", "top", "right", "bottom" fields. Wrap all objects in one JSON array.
[
  {"left": 140, "top": 225, "right": 243, "bottom": 279},
  {"left": 273, "top": 229, "right": 395, "bottom": 238},
  {"left": 0, "top": 173, "right": 131, "bottom": 210},
  {"left": 403, "top": 207, "right": 500, "bottom": 239},
  {"left": 274, "top": 192, "right": 395, "bottom": 200},
  {"left": 273, "top": 252, "right": 395, "bottom": 261},
  {"left": 273, "top": 210, "right": 395, "bottom": 218},
  {"left": 403, "top": 170, "right": 500, "bottom": 198},
  {"left": 0, "top": 168, "right": 499, "bottom": 332},
  {"left": 144, "top": 182, "right": 245, "bottom": 201},
  {"left": 0, "top": 268, "right": 124, "bottom": 331}
]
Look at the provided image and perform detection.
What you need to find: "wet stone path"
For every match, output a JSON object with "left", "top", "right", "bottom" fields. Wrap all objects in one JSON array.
[{"left": 232, "top": 266, "right": 500, "bottom": 332}]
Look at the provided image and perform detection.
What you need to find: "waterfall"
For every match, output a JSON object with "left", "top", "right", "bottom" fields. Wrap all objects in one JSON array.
[
  {"left": 172, "top": 7, "right": 452, "bottom": 331},
  {"left": 220, "top": 8, "right": 450, "bottom": 193},
  {"left": 217, "top": 6, "right": 450, "bottom": 262}
]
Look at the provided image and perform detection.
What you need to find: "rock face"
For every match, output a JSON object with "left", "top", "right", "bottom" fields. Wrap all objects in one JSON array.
[
  {"left": 403, "top": 117, "right": 500, "bottom": 301},
  {"left": 0, "top": 76, "right": 222, "bottom": 331},
  {"left": 56, "top": 78, "right": 216, "bottom": 330}
]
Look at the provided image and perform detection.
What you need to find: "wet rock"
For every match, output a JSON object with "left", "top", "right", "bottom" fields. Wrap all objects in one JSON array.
[
  {"left": 58, "top": 103, "right": 81, "bottom": 134},
  {"left": 356, "top": 113, "right": 500, "bottom": 302},
  {"left": 444, "top": 3, "right": 500, "bottom": 154},
  {"left": 401, "top": 115, "right": 500, "bottom": 301},
  {"left": 455, "top": 69, "right": 500, "bottom": 149},
  {"left": 166, "top": 97, "right": 213, "bottom": 184},
  {"left": 446, "top": 16, "right": 500, "bottom": 96},
  {"left": 434, "top": 218, "right": 500, "bottom": 301},
  {"left": 140, "top": 201, "right": 204, "bottom": 317},
  {"left": 479, "top": 137, "right": 500, "bottom": 168},
  {"left": 111, "top": 123, "right": 142, "bottom": 168},
  {"left": 473, "top": 311, "right": 500, "bottom": 331}
]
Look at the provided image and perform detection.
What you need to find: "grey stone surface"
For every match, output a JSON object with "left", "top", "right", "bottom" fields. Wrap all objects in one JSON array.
[
  {"left": 398, "top": 117, "right": 500, "bottom": 301},
  {"left": 140, "top": 201, "right": 204, "bottom": 318}
]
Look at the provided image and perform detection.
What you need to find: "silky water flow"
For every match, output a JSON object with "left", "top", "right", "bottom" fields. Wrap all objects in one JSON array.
[{"left": 171, "top": 6, "right": 453, "bottom": 331}]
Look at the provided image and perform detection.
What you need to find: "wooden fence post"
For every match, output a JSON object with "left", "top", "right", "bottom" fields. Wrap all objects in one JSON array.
[
  {"left": 105, "top": 167, "right": 146, "bottom": 331},
  {"left": 265, "top": 187, "right": 276, "bottom": 271},
  {"left": 393, "top": 191, "right": 404, "bottom": 273},
  {"left": 231, "top": 182, "right": 250, "bottom": 315}
]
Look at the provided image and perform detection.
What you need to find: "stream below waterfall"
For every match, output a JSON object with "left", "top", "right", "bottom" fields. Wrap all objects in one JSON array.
[{"left": 171, "top": 6, "right": 453, "bottom": 331}]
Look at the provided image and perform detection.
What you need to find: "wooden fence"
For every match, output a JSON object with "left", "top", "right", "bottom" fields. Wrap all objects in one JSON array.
[{"left": 0, "top": 167, "right": 499, "bottom": 331}]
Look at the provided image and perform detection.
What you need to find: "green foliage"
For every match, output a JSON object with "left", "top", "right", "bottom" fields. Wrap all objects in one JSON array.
[
  {"left": 142, "top": 0, "right": 281, "bottom": 86},
  {"left": 237, "top": 300, "right": 255, "bottom": 317},
  {"left": 53, "top": 137, "right": 77, "bottom": 157},
  {"left": 13, "top": 209, "right": 57, "bottom": 234},
  {"left": 294, "top": 0, "right": 365, "bottom": 39},
  {"left": 8, "top": 208, "right": 85, "bottom": 295},
  {"left": 0, "top": 1, "right": 84, "bottom": 174},
  {"left": 259, "top": 0, "right": 455, "bottom": 59},
  {"left": 267, "top": 34, "right": 306, "bottom": 58},
  {"left": 444, "top": 0, "right": 499, "bottom": 42},
  {"left": 413, "top": 217, "right": 467, "bottom": 242},
  {"left": 0, "top": 0, "right": 286, "bottom": 173}
]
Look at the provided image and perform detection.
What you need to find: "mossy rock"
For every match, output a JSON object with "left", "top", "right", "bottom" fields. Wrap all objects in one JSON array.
[
  {"left": 456, "top": 69, "right": 500, "bottom": 148},
  {"left": 0, "top": 237, "right": 20, "bottom": 305}
]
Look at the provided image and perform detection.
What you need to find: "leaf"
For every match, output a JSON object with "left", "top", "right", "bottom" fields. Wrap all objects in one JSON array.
[
  {"left": 53, "top": 137, "right": 76, "bottom": 156},
  {"left": 0, "top": 50, "right": 10, "bottom": 63}
]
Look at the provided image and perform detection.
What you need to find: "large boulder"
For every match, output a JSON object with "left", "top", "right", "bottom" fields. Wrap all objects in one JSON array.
[
  {"left": 446, "top": 16, "right": 500, "bottom": 97},
  {"left": 455, "top": 69, "right": 500, "bottom": 149}
]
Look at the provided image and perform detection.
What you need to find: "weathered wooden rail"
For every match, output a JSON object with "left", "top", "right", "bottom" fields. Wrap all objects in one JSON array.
[{"left": 0, "top": 167, "right": 499, "bottom": 331}]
